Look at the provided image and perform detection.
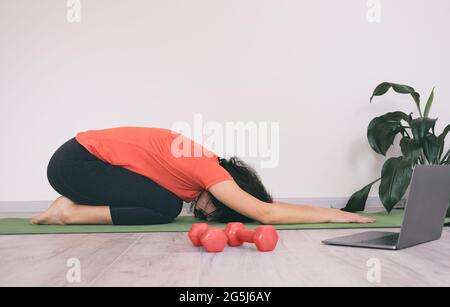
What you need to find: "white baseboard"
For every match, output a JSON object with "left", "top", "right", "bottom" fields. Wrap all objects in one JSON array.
[
  {"left": 0, "top": 201, "right": 51, "bottom": 213},
  {"left": 0, "top": 197, "right": 383, "bottom": 213}
]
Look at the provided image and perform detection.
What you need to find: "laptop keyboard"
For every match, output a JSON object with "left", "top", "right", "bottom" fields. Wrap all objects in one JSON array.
[{"left": 360, "top": 233, "right": 400, "bottom": 246}]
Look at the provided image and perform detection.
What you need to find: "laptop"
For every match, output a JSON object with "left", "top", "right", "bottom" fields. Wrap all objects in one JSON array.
[{"left": 322, "top": 165, "right": 450, "bottom": 250}]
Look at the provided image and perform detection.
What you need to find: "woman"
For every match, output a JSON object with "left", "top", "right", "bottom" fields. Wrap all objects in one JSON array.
[{"left": 31, "top": 126, "right": 375, "bottom": 225}]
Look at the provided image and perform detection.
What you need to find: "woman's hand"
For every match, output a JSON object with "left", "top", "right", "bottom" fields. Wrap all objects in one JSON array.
[{"left": 326, "top": 208, "right": 376, "bottom": 224}]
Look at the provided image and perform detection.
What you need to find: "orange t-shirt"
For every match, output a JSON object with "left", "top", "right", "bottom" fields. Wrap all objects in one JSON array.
[{"left": 75, "top": 127, "right": 232, "bottom": 202}]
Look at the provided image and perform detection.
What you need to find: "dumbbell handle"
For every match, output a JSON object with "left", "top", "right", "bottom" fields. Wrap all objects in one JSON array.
[{"left": 236, "top": 228, "right": 255, "bottom": 243}]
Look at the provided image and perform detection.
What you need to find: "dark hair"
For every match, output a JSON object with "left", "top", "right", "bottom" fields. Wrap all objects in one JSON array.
[{"left": 190, "top": 157, "right": 273, "bottom": 223}]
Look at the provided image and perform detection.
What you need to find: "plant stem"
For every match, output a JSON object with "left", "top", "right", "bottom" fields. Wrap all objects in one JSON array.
[
  {"left": 441, "top": 149, "right": 450, "bottom": 164},
  {"left": 402, "top": 128, "right": 411, "bottom": 139},
  {"left": 369, "top": 177, "right": 382, "bottom": 185},
  {"left": 422, "top": 153, "right": 430, "bottom": 165},
  {"left": 417, "top": 104, "right": 423, "bottom": 118},
  {"left": 419, "top": 156, "right": 425, "bottom": 165}
]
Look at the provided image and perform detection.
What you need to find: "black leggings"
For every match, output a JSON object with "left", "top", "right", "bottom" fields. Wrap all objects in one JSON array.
[{"left": 46, "top": 137, "right": 183, "bottom": 225}]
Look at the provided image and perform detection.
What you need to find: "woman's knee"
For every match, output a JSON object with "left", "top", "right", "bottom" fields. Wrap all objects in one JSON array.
[
  {"left": 47, "top": 155, "right": 64, "bottom": 194},
  {"left": 46, "top": 138, "right": 86, "bottom": 194}
]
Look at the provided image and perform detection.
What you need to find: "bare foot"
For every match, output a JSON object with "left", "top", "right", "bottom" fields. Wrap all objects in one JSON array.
[{"left": 30, "top": 196, "right": 77, "bottom": 225}]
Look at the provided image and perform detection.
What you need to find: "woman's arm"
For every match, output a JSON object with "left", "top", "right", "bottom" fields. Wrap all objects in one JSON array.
[{"left": 208, "top": 181, "right": 376, "bottom": 224}]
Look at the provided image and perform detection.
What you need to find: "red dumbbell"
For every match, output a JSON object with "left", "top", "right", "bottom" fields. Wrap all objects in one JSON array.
[
  {"left": 188, "top": 223, "right": 228, "bottom": 253},
  {"left": 224, "top": 222, "right": 278, "bottom": 252}
]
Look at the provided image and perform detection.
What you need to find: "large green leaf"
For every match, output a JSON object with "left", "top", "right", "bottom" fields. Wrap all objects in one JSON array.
[
  {"left": 370, "top": 82, "right": 422, "bottom": 116},
  {"left": 342, "top": 178, "right": 381, "bottom": 212},
  {"left": 400, "top": 137, "right": 422, "bottom": 163},
  {"left": 367, "top": 112, "right": 410, "bottom": 155},
  {"left": 410, "top": 117, "right": 437, "bottom": 144},
  {"left": 423, "top": 87, "right": 435, "bottom": 118},
  {"left": 370, "top": 82, "right": 392, "bottom": 102},
  {"left": 391, "top": 83, "right": 416, "bottom": 94},
  {"left": 438, "top": 124, "right": 450, "bottom": 141},
  {"left": 438, "top": 124, "right": 450, "bottom": 161},
  {"left": 422, "top": 134, "right": 440, "bottom": 164},
  {"left": 379, "top": 157, "right": 414, "bottom": 213}
]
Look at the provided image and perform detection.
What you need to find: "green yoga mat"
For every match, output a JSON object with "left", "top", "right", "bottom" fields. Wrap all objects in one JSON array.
[{"left": 3, "top": 209, "right": 447, "bottom": 235}]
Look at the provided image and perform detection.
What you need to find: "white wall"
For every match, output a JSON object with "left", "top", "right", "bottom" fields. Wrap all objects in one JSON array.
[{"left": 1, "top": 0, "right": 450, "bottom": 201}]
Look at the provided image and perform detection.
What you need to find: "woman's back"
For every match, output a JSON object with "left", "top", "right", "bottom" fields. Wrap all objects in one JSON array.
[{"left": 75, "top": 126, "right": 232, "bottom": 202}]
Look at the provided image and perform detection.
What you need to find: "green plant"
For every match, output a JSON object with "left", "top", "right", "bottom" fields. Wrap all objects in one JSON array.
[{"left": 343, "top": 82, "right": 450, "bottom": 214}]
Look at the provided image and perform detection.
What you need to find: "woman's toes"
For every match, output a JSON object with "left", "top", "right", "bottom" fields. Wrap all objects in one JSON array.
[
  {"left": 30, "top": 210, "right": 53, "bottom": 225},
  {"left": 29, "top": 214, "right": 42, "bottom": 225},
  {"left": 28, "top": 196, "right": 77, "bottom": 225}
]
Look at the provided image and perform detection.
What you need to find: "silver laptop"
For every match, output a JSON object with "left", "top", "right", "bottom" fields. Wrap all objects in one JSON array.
[{"left": 323, "top": 165, "right": 450, "bottom": 250}]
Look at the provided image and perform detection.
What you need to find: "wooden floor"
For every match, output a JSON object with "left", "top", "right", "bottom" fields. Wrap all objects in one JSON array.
[{"left": 1, "top": 213, "right": 450, "bottom": 287}]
